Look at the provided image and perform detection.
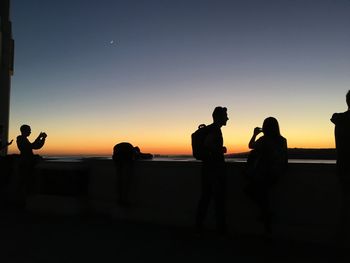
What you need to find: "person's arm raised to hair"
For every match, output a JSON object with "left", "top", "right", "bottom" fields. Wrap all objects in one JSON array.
[{"left": 248, "top": 127, "right": 262, "bottom": 149}]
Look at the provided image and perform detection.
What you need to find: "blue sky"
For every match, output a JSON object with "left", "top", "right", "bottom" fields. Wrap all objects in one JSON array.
[{"left": 8, "top": 0, "right": 350, "bottom": 155}]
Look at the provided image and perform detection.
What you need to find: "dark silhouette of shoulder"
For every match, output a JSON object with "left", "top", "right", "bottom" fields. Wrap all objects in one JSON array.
[{"left": 331, "top": 111, "right": 350, "bottom": 126}]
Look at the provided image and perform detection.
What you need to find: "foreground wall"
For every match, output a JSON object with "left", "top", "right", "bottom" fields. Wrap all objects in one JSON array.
[{"left": 17, "top": 159, "right": 341, "bottom": 242}]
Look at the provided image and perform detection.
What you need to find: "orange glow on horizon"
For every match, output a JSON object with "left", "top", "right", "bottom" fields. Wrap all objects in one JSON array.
[
  {"left": 7, "top": 141, "right": 335, "bottom": 156},
  {"left": 7, "top": 124, "right": 335, "bottom": 156}
]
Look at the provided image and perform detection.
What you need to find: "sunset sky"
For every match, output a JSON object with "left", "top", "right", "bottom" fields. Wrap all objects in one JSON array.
[{"left": 7, "top": 0, "right": 350, "bottom": 156}]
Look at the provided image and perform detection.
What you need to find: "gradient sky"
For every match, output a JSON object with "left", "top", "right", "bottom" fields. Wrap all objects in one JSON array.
[{"left": 7, "top": 0, "right": 350, "bottom": 156}]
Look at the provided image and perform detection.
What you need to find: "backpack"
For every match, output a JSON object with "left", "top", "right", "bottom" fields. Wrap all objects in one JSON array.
[{"left": 191, "top": 124, "right": 210, "bottom": 160}]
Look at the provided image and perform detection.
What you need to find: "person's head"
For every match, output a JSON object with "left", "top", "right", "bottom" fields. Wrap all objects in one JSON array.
[
  {"left": 212, "top": 106, "right": 228, "bottom": 126},
  {"left": 262, "top": 117, "right": 280, "bottom": 137},
  {"left": 346, "top": 90, "right": 350, "bottom": 109},
  {"left": 20, "top": 124, "right": 31, "bottom": 137},
  {"left": 134, "top": 146, "right": 140, "bottom": 154}
]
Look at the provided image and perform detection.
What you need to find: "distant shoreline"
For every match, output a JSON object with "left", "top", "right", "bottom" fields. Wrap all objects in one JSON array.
[
  {"left": 226, "top": 148, "right": 336, "bottom": 160},
  {"left": 29, "top": 148, "right": 337, "bottom": 163}
]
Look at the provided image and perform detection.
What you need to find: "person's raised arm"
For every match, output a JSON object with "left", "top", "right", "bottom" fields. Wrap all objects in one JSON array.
[
  {"left": 248, "top": 127, "right": 262, "bottom": 149},
  {"left": 0, "top": 139, "right": 13, "bottom": 151},
  {"left": 32, "top": 132, "right": 47, "bottom": 150}
]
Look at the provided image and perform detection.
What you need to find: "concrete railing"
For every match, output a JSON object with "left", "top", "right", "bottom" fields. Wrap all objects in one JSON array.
[{"left": 2, "top": 158, "right": 341, "bottom": 242}]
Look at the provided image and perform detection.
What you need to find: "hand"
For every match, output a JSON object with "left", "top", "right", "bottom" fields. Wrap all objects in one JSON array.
[
  {"left": 7, "top": 139, "right": 13, "bottom": 146},
  {"left": 40, "top": 132, "right": 47, "bottom": 139},
  {"left": 253, "top": 127, "right": 262, "bottom": 136}
]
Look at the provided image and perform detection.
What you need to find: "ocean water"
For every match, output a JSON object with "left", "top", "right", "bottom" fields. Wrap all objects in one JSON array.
[{"left": 43, "top": 155, "right": 336, "bottom": 164}]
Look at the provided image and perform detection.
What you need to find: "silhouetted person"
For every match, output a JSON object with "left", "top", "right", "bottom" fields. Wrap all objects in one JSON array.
[
  {"left": 16, "top": 124, "right": 47, "bottom": 200},
  {"left": 0, "top": 124, "right": 13, "bottom": 152},
  {"left": 195, "top": 106, "right": 229, "bottom": 235},
  {"left": 113, "top": 142, "right": 152, "bottom": 207},
  {"left": 331, "top": 90, "right": 350, "bottom": 244},
  {"left": 0, "top": 139, "right": 13, "bottom": 151},
  {"left": 0, "top": 124, "right": 13, "bottom": 191},
  {"left": 246, "top": 117, "right": 287, "bottom": 233},
  {"left": 17, "top": 125, "right": 47, "bottom": 159},
  {"left": 0, "top": 124, "right": 13, "bottom": 168}
]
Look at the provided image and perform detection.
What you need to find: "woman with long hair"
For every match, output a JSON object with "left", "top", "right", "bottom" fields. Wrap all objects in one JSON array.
[{"left": 246, "top": 117, "right": 288, "bottom": 234}]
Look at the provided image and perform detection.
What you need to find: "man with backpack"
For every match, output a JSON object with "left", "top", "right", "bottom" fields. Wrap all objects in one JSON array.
[{"left": 194, "top": 106, "right": 229, "bottom": 235}]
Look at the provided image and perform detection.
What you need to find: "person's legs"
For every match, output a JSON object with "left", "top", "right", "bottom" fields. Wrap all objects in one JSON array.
[
  {"left": 213, "top": 173, "right": 227, "bottom": 234},
  {"left": 195, "top": 167, "right": 213, "bottom": 232},
  {"left": 337, "top": 175, "right": 350, "bottom": 244},
  {"left": 260, "top": 188, "right": 272, "bottom": 233}
]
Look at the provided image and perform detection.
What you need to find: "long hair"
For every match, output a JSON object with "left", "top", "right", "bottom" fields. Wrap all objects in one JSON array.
[{"left": 262, "top": 117, "right": 281, "bottom": 137}]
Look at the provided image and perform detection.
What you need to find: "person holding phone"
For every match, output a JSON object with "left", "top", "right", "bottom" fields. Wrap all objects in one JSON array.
[
  {"left": 16, "top": 124, "right": 47, "bottom": 160},
  {"left": 16, "top": 124, "right": 47, "bottom": 200},
  {"left": 246, "top": 117, "right": 288, "bottom": 234}
]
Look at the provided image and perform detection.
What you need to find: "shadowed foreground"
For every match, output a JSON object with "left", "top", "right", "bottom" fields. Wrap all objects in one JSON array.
[{"left": 0, "top": 208, "right": 348, "bottom": 263}]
